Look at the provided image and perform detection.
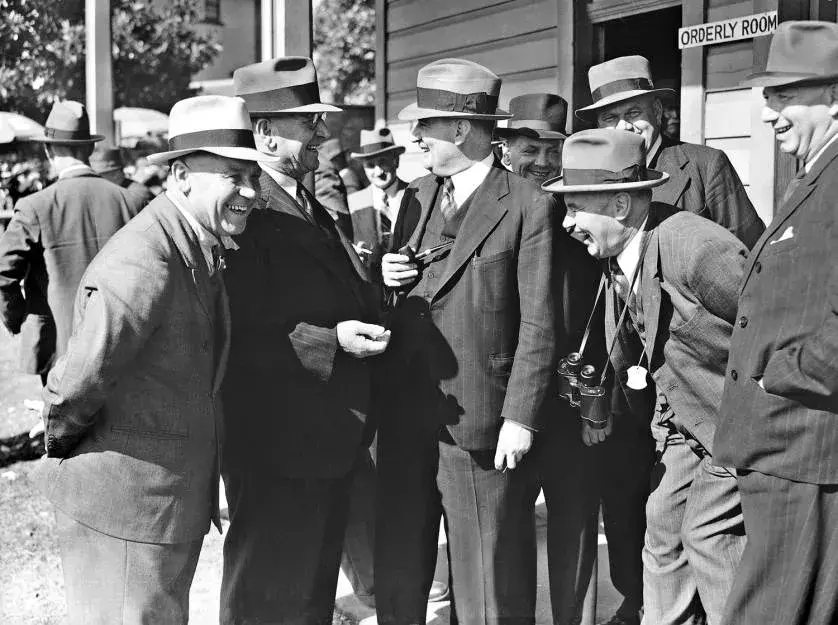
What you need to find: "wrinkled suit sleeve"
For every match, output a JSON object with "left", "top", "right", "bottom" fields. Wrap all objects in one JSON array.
[{"left": 0, "top": 200, "right": 40, "bottom": 333}]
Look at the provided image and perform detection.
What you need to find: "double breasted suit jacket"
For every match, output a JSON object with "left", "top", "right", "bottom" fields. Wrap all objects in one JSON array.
[
  {"left": 715, "top": 140, "right": 838, "bottom": 485},
  {"left": 38, "top": 194, "right": 229, "bottom": 544},
  {"left": 606, "top": 205, "right": 748, "bottom": 454},
  {"left": 0, "top": 168, "right": 139, "bottom": 374},
  {"left": 222, "top": 171, "right": 379, "bottom": 480},
  {"left": 652, "top": 137, "right": 765, "bottom": 249},
  {"left": 388, "top": 165, "right": 557, "bottom": 450}
]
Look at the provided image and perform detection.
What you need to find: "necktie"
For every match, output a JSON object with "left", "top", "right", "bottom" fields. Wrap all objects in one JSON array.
[
  {"left": 296, "top": 185, "right": 313, "bottom": 218},
  {"left": 380, "top": 194, "right": 392, "bottom": 237},
  {"left": 782, "top": 166, "right": 807, "bottom": 204},
  {"left": 609, "top": 258, "right": 632, "bottom": 304},
  {"left": 440, "top": 177, "right": 458, "bottom": 220},
  {"left": 210, "top": 245, "right": 226, "bottom": 275}
]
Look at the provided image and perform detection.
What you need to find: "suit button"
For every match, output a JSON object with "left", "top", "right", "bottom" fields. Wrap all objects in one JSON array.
[
  {"left": 428, "top": 272, "right": 436, "bottom": 278},
  {"left": 731, "top": 369, "right": 738, "bottom": 381},
  {"left": 755, "top": 261, "right": 762, "bottom": 274},
  {"left": 739, "top": 316, "right": 748, "bottom": 328}
]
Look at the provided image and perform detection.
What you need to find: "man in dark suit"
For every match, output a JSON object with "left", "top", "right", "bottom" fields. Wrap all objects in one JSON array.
[
  {"left": 379, "top": 58, "right": 556, "bottom": 625},
  {"left": 221, "top": 57, "right": 389, "bottom": 625},
  {"left": 36, "top": 95, "right": 266, "bottom": 624},
  {"left": 0, "top": 101, "right": 138, "bottom": 385},
  {"left": 716, "top": 21, "right": 838, "bottom": 625},
  {"left": 547, "top": 129, "right": 746, "bottom": 625}
]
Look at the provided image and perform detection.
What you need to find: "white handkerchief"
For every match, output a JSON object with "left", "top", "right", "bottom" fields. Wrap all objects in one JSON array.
[{"left": 769, "top": 226, "right": 795, "bottom": 245}]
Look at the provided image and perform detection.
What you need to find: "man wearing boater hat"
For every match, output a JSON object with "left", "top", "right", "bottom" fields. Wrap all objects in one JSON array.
[
  {"left": 35, "top": 95, "right": 266, "bottom": 624},
  {"left": 377, "top": 58, "right": 557, "bottom": 625},
  {"left": 546, "top": 129, "right": 746, "bottom": 625},
  {"left": 715, "top": 21, "right": 838, "bottom": 625},
  {"left": 0, "top": 101, "right": 139, "bottom": 387},
  {"left": 221, "top": 57, "right": 389, "bottom": 624}
]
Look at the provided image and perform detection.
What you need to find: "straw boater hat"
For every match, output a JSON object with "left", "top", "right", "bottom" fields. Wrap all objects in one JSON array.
[
  {"left": 398, "top": 58, "right": 511, "bottom": 121},
  {"left": 350, "top": 128, "right": 405, "bottom": 160},
  {"left": 496, "top": 93, "right": 568, "bottom": 141},
  {"left": 147, "top": 96, "right": 278, "bottom": 164},
  {"left": 740, "top": 21, "right": 838, "bottom": 88},
  {"left": 38, "top": 100, "right": 105, "bottom": 144},
  {"left": 575, "top": 56, "right": 676, "bottom": 122},
  {"left": 541, "top": 129, "right": 669, "bottom": 193},
  {"left": 233, "top": 57, "right": 342, "bottom": 115}
]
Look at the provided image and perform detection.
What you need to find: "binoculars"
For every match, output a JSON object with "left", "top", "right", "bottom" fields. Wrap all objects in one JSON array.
[{"left": 558, "top": 352, "right": 610, "bottom": 429}]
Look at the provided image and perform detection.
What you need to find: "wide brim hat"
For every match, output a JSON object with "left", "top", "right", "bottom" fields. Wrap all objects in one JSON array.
[
  {"left": 575, "top": 56, "right": 675, "bottom": 122},
  {"left": 234, "top": 57, "right": 341, "bottom": 115},
  {"left": 398, "top": 58, "right": 511, "bottom": 121},
  {"left": 740, "top": 21, "right": 838, "bottom": 88},
  {"left": 37, "top": 100, "right": 105, "bottom": 144},
  {"left": 542, "top": 129, "right": 669, "bottom": 193},
  {"left": 147, "top": 95, "right": 279, "bottom": 164},
  {"left": 495, "top": 93, "right": 568, "bottom": 140},
  {"left": 350, "top": 127, "right": 406, "bottom": 159}
]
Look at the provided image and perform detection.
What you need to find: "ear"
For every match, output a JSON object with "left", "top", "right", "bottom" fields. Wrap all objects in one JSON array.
[
  {"left": 611, "top": 192, "right": 632, "bottom": 221},
  {"left": 500, "top": 141, "right": 512, "bottom": 167},
  {"left": 169, "top": 159, "right": 192, "bottom": 194},
  {"left": 253, "top": 118, "right": 276, "bottom": 152},
  {"left": 653, "top": 98, "right": 664, "bottom": 127},
  {"left": 453, "top": 119, "right": 471, "bottom": 146}
]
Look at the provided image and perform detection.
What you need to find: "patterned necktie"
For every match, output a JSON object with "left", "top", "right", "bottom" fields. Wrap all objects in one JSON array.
[
  {"left": 380, "top": 194, "right": 392, "bottom": 238},
  {"left": 210, "top": 245, "right": 226, "bottom": 275},
  {"left": 440, "top": 177, "right": 458, "bottom": 220},
  {"left": 609, "top": 257, "right": 631, "bottom": 304},
  {"left": 296, "top": 185, "right": 313, "bottom": 218}
]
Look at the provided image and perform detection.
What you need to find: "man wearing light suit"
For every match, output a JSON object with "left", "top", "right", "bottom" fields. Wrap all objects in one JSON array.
[
  {"left": 379, "top": 58, "right": 556, "bottom": 625},
  {"left": 716, "top": 21, "right": 838, "bottom": 625},
  {"left": 548, "top": 129, "right": 746, "bottom": 625},
  {"left": 36, "top": 95, "right": 266, "bottom": 625}
]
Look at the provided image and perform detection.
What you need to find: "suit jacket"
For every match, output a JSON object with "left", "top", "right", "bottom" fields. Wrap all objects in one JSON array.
[
  {"left": 652, "top": 136, "right": 765, "bottom": 249},
  {"left": 37, "top": 194, "right": 229, "bottom": 543},
  {"left": 222, "top": 171, "right": 379, "bottom": 479},
  {"left": 715, "top": 139, "right": 838, "bottom": 485},
  {"left": 0, "top": 168, "right": 138, "bottom": 374},
  {"left": 606, "top": 204, "right": 747, "bottom": 454},
  {"left": 387, "top": 165, "right": 556, "bottom": 449},
  {"left": 348, "top": 180, "right": 407, "bottom": 263}
]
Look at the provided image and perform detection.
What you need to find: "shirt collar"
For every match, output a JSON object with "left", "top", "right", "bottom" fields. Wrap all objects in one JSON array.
[
  {"left": 806, "top": 132, "right": 838, "bottom": 173},
  {"left": 646, "top": 134, "right": 662, "bottom": 167},
  {"left": 166, "top": 190, "right": 237, "bottom": 273},
  {"left": 58, "top": 161, "right": 95, "bottom": 179},
  {"left": 260, "top": 162, "right": 298, "bottom": 198},
  {"left": 616, "top": 217, "right": 648, "bottom": 288},
  {"left": 449, "top": 153, "right": 494, "bottom": 207}
]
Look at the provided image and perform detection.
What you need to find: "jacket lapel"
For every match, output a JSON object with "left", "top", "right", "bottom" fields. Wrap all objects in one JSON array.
[
  {"left": 652, "top": 139, "right": 689, "bottom": 207},
  {"left": 212, "top": 282, "right": 231, "bottom": 395},
  {"left": 433, "top": 168, "right": 508, "bottom": 299},
  {"left": 639, "top": 228, "right": 663, "bottom": 366},
  {"left": 407, "top": 176, "right": 443, "bottom": 250}
]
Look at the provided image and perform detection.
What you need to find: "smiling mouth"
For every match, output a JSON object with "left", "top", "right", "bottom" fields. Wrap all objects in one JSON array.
[
  {"left": 774, "top": 124, "right": 792, "bottom": 136},
  {"left": 227, "top": 204, "right": 250, "bottom": 215}
]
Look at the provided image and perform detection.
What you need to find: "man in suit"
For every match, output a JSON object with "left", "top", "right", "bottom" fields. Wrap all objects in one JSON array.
[
  {"left": 315, "top": 137, "right": 355, "bottom": 239},
  {"left": 497, "top": 93, "right": 566, "bottom": 186},
  {"left": 715, "top": 21, "right": 838, "bottom": 625},
  {"left": 379, "top": 58, "right": 556, "bottom": 625},
  {"left": 348, "top": 127, "right": 408, "bottom": 263},
  {"left": 221, "top": 57, "right": 389, "bottom": 625},
  {"left": 0, "top": 101, "right": 139, "bottom": 386},
  {"left": 547, "top": 129, "right": 746, "bottom": 625},
  {"left": 36, "top": 95, "right": 266, "bottom": 624}
]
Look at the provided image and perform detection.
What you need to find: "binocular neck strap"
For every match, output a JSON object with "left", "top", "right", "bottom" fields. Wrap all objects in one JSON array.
[{"left": 578, "top": 274, "right": 607, "bottom": 356}]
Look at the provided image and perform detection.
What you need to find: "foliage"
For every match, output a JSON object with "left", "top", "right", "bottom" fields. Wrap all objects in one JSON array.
[
  {"left": 0, "top": 0, "right": 220, "bottom": 121},
  {"left": 313, "top": 0, "right": 375, "bottom": 105}
]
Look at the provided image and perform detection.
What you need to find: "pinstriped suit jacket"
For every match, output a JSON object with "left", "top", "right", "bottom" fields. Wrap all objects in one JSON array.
[
  {"left": 715, "top": 140, "right": 838, "bottom": 485},
  {"left": 606, "top": 204, "right": 747, "bottom": 454},
  {"left": 388, "top": 165, "right": 557, "bottom": 450}
]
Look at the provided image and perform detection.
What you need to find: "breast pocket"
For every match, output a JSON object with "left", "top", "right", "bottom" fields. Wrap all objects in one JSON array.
[{"left": 472, "top": 250, "right": 514, "bottom": 312}]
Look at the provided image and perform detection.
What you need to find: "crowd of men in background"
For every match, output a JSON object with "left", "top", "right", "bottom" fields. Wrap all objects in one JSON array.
[{"left": 0, "top": 17, "right": 836, "bottom": 625}]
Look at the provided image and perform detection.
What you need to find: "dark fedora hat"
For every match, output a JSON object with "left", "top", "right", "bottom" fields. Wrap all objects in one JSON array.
[
  {"left": 495, "top": 93, "right": 568, "bottom": 141},
  {"left": 90, "top": 145, "right": 124, "bottom": 174},
  {"left": 233, "top": 57, "right": 342, "bottom": 116},
  {"left": 741, "top": 21, "right": 838, "bottom": 88},
  {"left": 349, "top": 127, "right": 405, "bottom": 159},
  {"left": 38, "top": 100, "right": 105, "bottom": 144}
]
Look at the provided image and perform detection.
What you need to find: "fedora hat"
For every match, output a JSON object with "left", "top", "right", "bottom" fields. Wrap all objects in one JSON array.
[
  {"left": 90, "top": 146, "right": 124, "bottom": 174},
  {"left": 147, "top": 96, "right": 279, "bottom": 164},
  {"left": 350, "top": 127, "right": 406, "bottom": 159},
  {"left": 741, "top": 21, "right": 838, "bottom": 88},
  {"left": 575, "top": 56, "right": 675, "bottom": 121},
  {"left": 542, "top": 129, "right": 669, "bottom": 193},
  {"left": 233, "top": 57, "right": 342, "bottom": 115},
  {"left": 38, "top": 100, "right": 105, "bottom": 144},
  {"left": 398, "top": 58, "right": 511, "bottom": 121},
  {"left": 496, "top": 93, "right": 568, "bottom": 141}
]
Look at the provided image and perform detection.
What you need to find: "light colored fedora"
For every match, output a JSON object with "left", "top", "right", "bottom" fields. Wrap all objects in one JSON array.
[
  {"left": 542, "top": 129, "right": 669, "bottom": 193},
  {"left": 496, "top": 93, "right": 568, "bottom": 141},
  {"left": 233, "top": 57, "right": 342, "bottom": 115},
  {"left": 147, "top": 96, "right": 279, "bottom": 164},
  {"left": 349, "top": 127, "right": 406, "bottom": 159},
  {"left": 398, "top": 58, "right": 511, "bottom": 121},
  {"left": 741, "top": 21, "right": 838, "bottom": 88},
  {"left": 38, "top": 100, "right": 105, "bottom": 144},
  {"left": 575, "top": 56, "right": 675, "bottom": 121}
]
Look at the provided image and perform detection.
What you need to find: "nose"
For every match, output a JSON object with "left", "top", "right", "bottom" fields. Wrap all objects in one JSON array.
[
  {"left": 534, "top": 151, "right": 549, "bottom": 169},
  {"left": 562, "top": 211, "right": 576, "bottom": 231},
  {"left": 410, "top": 122, "right": 422, "bottom": 140},
  {"left": 761, "top": 105, "right": 780, "bottom": 124},
  {"left": 616, "top": 119, "right": 634, "bottom": 132},
  {"left": 239, "top": 185, "right": 257, "bottom": 200},
  {"left": 315, "top": 118, "right": 330, "bottom": 140}
]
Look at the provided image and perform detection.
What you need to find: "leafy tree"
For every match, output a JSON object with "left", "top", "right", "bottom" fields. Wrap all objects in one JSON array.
[
  {"left": 313, "top": 0, "right": 375, "bottom": 105},
  {"left": 0, "top": 0, "right": 220, "bottom": 121}
]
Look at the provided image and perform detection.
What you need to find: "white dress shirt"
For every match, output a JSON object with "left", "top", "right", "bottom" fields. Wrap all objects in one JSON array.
[
  {"left": 450, "top": 153, "right": 494, "bottom": 207},
  {"left": 260, "top": 162, "right": 299, "bottom": 199},
  {"left": 166, "top": 190, "right": 234, "bottom": 274}
]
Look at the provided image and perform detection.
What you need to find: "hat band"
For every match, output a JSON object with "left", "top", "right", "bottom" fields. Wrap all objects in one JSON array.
[
  {"left": 508, "top": 119, "right": 563, "bottom": 131},
  {"left": 563, "top": 163, "right": 647, "bottom": 186},
  {"left": 44, "top": 127, "right": 93, "bottom": 141},
  {"left": 591, "top": 77, "right": 654, "bottom": 103},
  {"left": 239, "top": 82, "right": 321, "bottom": 113},
  {"left": 168, "top": 128, "right": 256, "bottom": 152},
  {"left": 357, "top": 141, "right": 398, "bottom": 154},
  {"left": 416, "top": 87, "right": 498, "bottom": 115}
]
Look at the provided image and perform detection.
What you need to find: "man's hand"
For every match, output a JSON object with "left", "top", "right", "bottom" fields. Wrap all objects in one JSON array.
[
  {"left": 494, "top": 420, "right": 534, "bottom": 471},
  {"left": 581, "top": 414, "right": 613, "bottom": 446},
  {"left": 336, "top": 320, "right": 391, "bottom": 358},
  {"left": 382, "top": 252, "right": 419, "bottom": 288}
]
